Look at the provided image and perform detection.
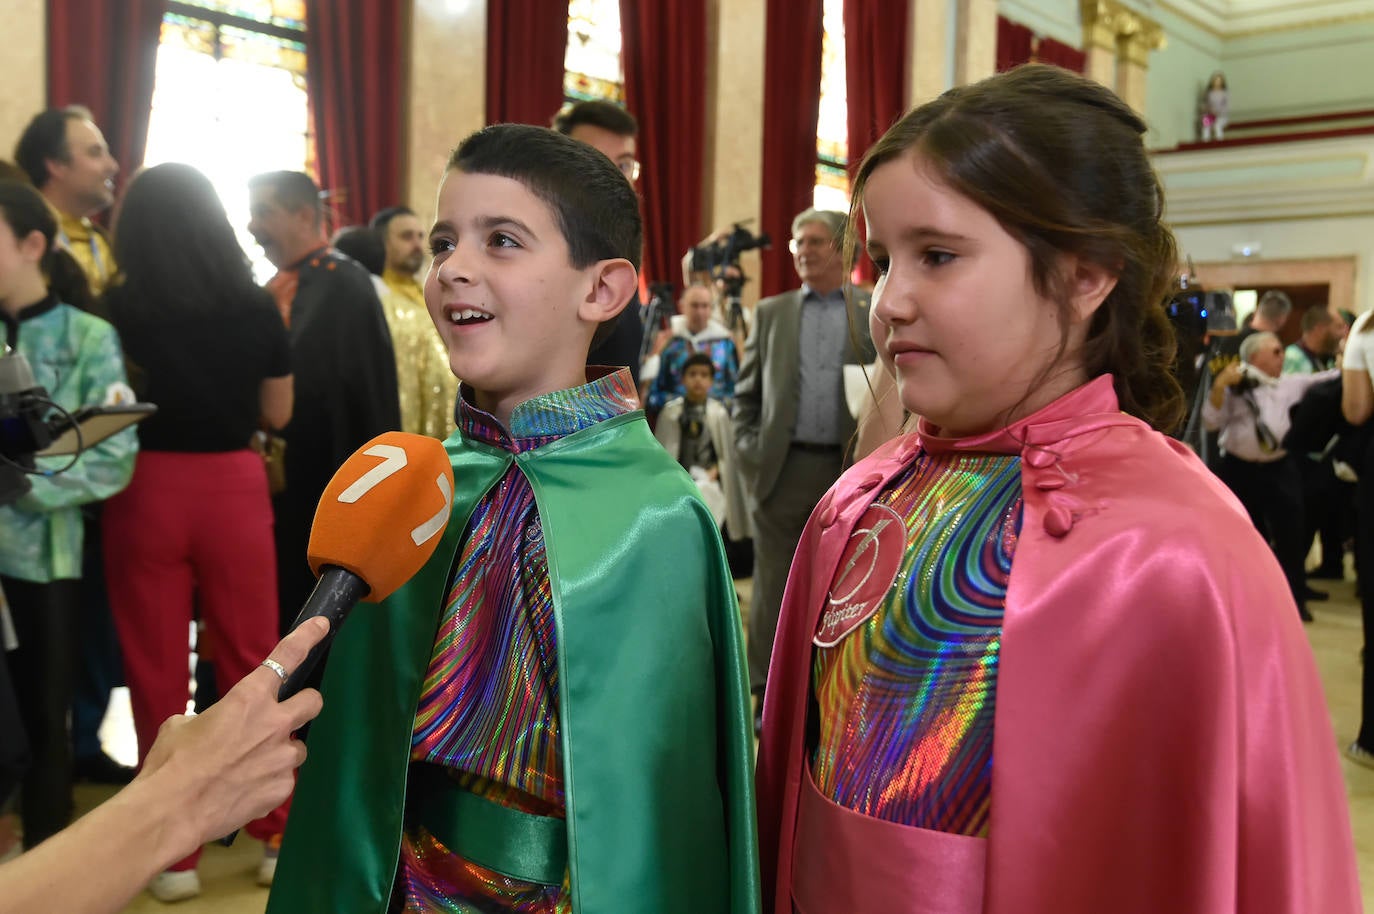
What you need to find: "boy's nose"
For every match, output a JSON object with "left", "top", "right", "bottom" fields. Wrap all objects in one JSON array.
[{"left": 436, "top": 250, "right": 475, "bottom": 285}]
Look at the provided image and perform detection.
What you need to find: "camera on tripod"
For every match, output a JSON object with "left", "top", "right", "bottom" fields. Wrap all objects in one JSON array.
[
  {"left": 689, "top": 222, "right": 771, "bottom": 329},
  {"left": 690, "top": 223, "right": 771, "bottom": 295}
]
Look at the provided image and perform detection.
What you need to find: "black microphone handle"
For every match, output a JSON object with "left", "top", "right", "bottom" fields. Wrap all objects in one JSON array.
[
  {"left": 219, "top": 565, "right": 370, "bottom": 846},
  {"left": 277, "top": 565, "right": 371, "bottom": 701}
]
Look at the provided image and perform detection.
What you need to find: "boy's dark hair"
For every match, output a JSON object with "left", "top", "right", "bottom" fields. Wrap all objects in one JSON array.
[
  {"left": 683, "top": 352, "right": 716, "bottom": 375},
  {"left": 0, "top": 179, "right": 58, "bottom": 274},
  {"left": 332, "top": 225, "right": 386, "bottom": 276},
  {"left": 449, "top": 124, "right": 642, "bottom": 347},
  {"left": 848, "top": 64, "right": 1185, "bottom": 432},
  {"left": 248, "top": 170, "right": 323, "bottom": 225},
  {"left": 14, "top": 106, "right": 93, "bottom": 189},
  {"left": 551, "top": 100, "right": 638, "bottom": 138},
  {"left": 369, "top": 205, "right": 415, "bottom": 235}
]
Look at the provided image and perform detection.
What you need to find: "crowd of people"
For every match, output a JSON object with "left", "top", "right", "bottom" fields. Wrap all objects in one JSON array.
[{"left": 0, "top": 65, "right": 1365, "bottom": 913}]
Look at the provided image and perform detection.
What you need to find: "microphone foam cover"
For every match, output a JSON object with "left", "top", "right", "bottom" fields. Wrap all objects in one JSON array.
[{"left": 307, "top": 431, "right": 455, "bottom": 603}]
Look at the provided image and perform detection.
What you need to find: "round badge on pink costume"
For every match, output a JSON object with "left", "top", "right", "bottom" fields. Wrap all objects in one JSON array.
[{"left": 813, "top": 503, "right": 906, "bottom": 647}]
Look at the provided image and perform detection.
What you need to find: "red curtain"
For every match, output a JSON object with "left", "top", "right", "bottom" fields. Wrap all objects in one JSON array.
[
  {"left": 304, "top": 0, "right": 403, "bottom": 228},
  {"left": 845, "top": 0, "right": 908, "bottom": 283},
  {"left": 620, "top": 0, "right": 707, "bottom": 287},
  {"left": 1036, "top": 37, "right": 1087, "bottom": 74},
  {"left": 759, "top": 0, "right": 824, "bottom": 299},
  {"left": 46, "top": 0, "right": 166, "bottom": 181},
  {"left": 996, "top": 16, "right": 1035, "bottom": 72},
  {"left": 487, "top": 0, "right": 569, "bottom": 125}
]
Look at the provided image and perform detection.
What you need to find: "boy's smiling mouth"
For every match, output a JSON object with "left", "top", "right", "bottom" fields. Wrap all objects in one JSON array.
[{"left": 444, "top": 305, "right": 494, "bottom": 326}]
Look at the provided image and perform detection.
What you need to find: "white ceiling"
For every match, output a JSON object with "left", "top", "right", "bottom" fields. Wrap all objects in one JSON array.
[{"left": 1156, "top": 0, "right": 1374, "bottom": 35}]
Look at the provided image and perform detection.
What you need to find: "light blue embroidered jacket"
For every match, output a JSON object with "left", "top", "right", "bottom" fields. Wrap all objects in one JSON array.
[{"left": 0, "top": 297, "right": 136, "bottom": 582}]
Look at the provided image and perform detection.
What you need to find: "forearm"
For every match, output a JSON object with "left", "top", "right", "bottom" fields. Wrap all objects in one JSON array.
[{"left": 0, "top": 776, "right": 196, "bottom": 914}]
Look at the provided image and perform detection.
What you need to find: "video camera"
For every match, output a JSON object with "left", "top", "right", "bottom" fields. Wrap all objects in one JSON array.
[
  {"left": 689, "top": 222, "right": 772, "bottom": 326},
  {"left": 1, "top": 348, "right": 154, "bottom": 507},
  {"left": 1165, "top": 264, "right": 1239, "bottom": 457}
]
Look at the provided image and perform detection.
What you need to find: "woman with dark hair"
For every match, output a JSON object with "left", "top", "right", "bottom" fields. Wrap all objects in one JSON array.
[
  {"left": 755, "top": 66, "right": 1358, "bottom": 913},
  {"left": 99, "top": 162, "right": 292, "bottom": 902},
  {"left": 0, "top": 179, "right": 136, "bottom": 850}
]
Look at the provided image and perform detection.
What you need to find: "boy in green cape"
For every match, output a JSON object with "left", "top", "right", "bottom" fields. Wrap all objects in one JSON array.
[{"left": 268, "top": 125, "right": 759, "bottom": 913}]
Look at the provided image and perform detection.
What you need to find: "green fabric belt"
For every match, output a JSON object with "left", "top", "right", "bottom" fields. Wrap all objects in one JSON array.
[{"left": 406, "top": 763, "right": 568, "bottom": 887}]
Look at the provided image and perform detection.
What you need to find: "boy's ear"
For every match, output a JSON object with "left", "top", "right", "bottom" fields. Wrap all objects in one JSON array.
[
  {"left": 1065, "top": 255, "right": 1118, "bottom": 323},
  {"left": 578, "top": 258, "right": 638, "bottom": 324}
]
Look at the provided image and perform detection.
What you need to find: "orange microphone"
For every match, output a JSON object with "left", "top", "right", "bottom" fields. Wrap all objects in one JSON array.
[{"left": 277, "top": 431, "right": 455, "bottom": 700}]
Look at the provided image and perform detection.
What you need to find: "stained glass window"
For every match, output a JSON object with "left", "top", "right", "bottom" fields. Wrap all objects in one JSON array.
[
  {"left": 172, "top": 0, "right": 306, "bottom": 31},
  {"left": 564, "top": 0, "right": 625, "bottom": 103},
  {"left": 815, "top": 0, "right": 850, "bottom": 211},
  {"left": 144, "top": 2, "right": 310, "bottom": 281}
]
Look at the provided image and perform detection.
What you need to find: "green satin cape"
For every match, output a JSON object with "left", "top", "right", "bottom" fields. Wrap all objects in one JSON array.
[{"left": 268, "top": 411, "right": 760, "bottom": 913}]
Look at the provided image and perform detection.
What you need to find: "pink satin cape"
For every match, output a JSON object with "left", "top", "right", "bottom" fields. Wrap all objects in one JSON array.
[{"left": 756, "top": 375, "right": 1361, "bottom": 914}]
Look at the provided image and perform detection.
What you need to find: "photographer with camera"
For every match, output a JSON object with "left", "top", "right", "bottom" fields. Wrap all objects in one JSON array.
[
  {"left": 683, "top": 222, "right": 771, "bottom": 348},
  {"left": 1204, "top": 331, "right": 1338, "bottom": 622},
  {"left": 643, "top": 283, "right": 741, "bottom": 416}
]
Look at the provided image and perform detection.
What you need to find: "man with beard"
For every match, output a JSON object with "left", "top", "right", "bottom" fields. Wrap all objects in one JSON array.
[
  {"left": 371, "top": 206, "right": 458, "bottom": 439},
  {"left": 14, "top": 107, "right": 131, "bottom": 788},
  {"left": 248, "top": 171, "right": 400, "bottom": 633},
  {"left": 14, "top": 107, "right": 118, "bottom": 295}
]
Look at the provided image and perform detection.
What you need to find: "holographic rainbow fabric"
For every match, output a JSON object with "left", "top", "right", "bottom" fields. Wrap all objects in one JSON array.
[
  {"left": 398, "top": 370, "right": 636, "bottom": 912},
  {"left": 812, "top": 450, "right": 1022, "bottom": 837}
]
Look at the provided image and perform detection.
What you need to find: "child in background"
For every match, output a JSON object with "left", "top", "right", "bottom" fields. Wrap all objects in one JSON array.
[
  {"left": 270, "top": 125, "right": 758, "bottom": 914},
  {"left": 1201, "top": 70, "right": 1229, "bottom": 141},
  {"left": 655, "top": 352, "right": 751, "bottom": 543},
  {"left": 756, "top": 65, "right": 1358, "bottom": 914},
  {"left": 0, "top": 180, "right": 135, "bottom": 851}
]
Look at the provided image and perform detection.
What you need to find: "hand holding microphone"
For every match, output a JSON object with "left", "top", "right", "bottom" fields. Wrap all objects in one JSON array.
[
  {"left": 219, "top": 432, "right": 454, "bottom": 847},
  {"left": 276, "top": 431, "right": 456, "bottom": 700}
]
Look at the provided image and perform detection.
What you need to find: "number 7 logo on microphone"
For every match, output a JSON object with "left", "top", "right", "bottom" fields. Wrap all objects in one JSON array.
[{"left": 334, "top": 441, "right": 454, "bottom": 547}]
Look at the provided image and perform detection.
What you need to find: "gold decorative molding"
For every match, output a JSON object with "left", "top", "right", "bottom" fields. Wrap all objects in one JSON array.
[{"left": 1080, "top": 0, "right": 1166, "bottom": 56}]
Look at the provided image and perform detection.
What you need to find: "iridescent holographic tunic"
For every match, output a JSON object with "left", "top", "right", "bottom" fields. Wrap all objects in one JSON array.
[
  {"left": 399, "top": 370, "right": 639, "bottom": 912},
  {"left": 812, "top": 451, "right": 1022, "bottom": 837}
]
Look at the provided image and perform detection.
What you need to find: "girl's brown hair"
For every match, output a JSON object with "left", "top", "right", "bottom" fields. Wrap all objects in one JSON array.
[{"left": 846, "top": 64, "right": 1185, "bottom": 432}]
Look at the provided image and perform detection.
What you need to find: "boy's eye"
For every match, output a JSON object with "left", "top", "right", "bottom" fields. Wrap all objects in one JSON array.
[
  {"left": 429, "top": 237, "right": 453, "bottom": 256},
  {"left": 489, "top": 231, "right": 520, "bottom": 249},
  {"left": 870, "top": 255, "right": 890, "bottom": 276},
  {"left": 923, "top": 250, "right": 955, "bottom": 267}
]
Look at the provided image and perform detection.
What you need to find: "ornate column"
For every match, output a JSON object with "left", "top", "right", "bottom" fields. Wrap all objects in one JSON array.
[
  {"left": 0, "top": 0, "right": 46, "bottom": 147},
  {"left": 702, "top": 0, "right": 767, "bottom": 312},
  {"left": 954, "top": 0, "right": 997, "bottom": 87},
  {"left": 907, "top": 0, "right": 950, "bottom": 105},
  {"left": 1079, "top": 0, "right": 1164, "bottom": 109},
  {"left": 1116, "top": 18, "right": 1165, "bottom": 112},
  {"left": 406, "top": 0, "right": 488, "bottom": 215}
]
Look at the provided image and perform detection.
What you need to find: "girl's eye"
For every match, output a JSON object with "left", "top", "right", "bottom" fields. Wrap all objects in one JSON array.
[
  {"left": 923, "top": 250, "right": 955, "bottom": 267},
  {"left": 869, "top": 255, "right": 890, "bottom": 277}
]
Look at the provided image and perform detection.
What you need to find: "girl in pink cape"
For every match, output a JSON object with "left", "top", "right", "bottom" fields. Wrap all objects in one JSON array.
[{"left": 755, "top": 64, "right": 1359, "bottom": 914}]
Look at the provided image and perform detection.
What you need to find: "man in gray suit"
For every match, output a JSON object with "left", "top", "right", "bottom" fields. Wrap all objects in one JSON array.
[{"left": 733, "top": 209, "right": 874, "bottom": 726}]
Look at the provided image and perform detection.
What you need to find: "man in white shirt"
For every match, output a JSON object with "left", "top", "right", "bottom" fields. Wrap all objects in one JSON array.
[{"left": 1204, "top": 331, "right": 1338, "bottom": 621}]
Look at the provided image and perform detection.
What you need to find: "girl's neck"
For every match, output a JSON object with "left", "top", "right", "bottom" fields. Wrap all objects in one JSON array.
[{"left": 0, "top": 274, "right": 50, "bottom": 319}]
